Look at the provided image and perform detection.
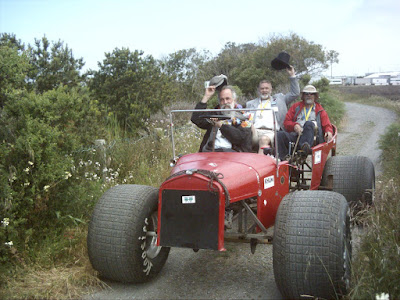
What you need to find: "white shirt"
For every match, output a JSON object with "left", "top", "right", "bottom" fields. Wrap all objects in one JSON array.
[
  {"left": 253, "top": 99, "right": 278, "bottom": 130},
  {"left": 214, "top": 129, "right": 232, "bottom": 149}
]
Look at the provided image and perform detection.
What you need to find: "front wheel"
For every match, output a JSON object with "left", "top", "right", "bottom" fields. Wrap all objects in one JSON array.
[
  {"left": 273, "top": 191, "right": 351, "bottom": 299},
  {"left": 87, "top": 184, "right": 170, "bottom": 283}
]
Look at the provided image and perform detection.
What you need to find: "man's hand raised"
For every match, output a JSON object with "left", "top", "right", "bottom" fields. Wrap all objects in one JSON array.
[
  {"left": 201, "top": 86, "right": 216, "bottom": 103},
  {"left": 286, "top": 65, "right": 296, "bottom": 78}
]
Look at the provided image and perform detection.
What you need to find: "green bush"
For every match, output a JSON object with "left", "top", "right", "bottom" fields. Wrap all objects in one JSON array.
[
  {"left": 318, "top": 91, "right": 346, "bottom": 126},
  {"left": 0, "top": 87, "right": 103, "bottom": 262}
]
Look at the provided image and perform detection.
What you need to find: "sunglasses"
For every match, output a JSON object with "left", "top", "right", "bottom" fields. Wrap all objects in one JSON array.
[{"left": 303, "top": 92, "right": 316, "bottom": 96}]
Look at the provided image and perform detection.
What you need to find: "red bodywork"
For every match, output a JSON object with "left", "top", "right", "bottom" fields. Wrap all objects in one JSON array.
[
  {"left": 158, "top": 153, "right": 289, "bottom": 251},
  {"left": 309, "top": 126, "right": 337, "bottom": 190},
  {"left": 157, "top": 125, "right": 337, "bottom": 251}
]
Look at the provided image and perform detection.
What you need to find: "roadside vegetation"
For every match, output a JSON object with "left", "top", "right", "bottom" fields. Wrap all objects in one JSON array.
[
  {"left": 334, "top": 88, "right": 400, "bottom": 299},
  {"left": 0, "top": 31, "right": 398, "bottom": 299}
]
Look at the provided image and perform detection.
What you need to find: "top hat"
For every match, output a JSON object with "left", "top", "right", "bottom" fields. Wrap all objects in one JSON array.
[
  {"left": 271, "top": 51, "right": 291, "bottom": 70},
  {"left": 209, "top": 74, "right": 228, "bottom": 91}
]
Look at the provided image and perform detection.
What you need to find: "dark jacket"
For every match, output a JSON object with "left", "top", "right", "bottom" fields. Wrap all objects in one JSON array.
[{"left": 191, "top": 102, "right": 252, "bottom": 153}]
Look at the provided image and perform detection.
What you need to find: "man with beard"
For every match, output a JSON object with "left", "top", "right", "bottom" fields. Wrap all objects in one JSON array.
[
  {"left": 246, "top": 66, "right": 299, "bottom": 154},
  {"left": 277, "top": 85, "right": 333, "bottom": 160},
  {"left": 191, "top": 84, "right": 252, "bottom": 153}
]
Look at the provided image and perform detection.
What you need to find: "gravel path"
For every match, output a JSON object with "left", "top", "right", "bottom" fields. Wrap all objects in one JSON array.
[
  {"left": 86, "top": 102, "right": 397, "bottom": 300},
  {"left": 336, "top": 102, "right": 397, "bottom": 175}
]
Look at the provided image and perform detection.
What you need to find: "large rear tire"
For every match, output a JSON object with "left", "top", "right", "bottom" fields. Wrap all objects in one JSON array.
[
  {"left": 273, "top": 191, "right": 351, "bottom": 299},
  {"left": 87, "top": 184, "right": 170, "bottom": 283},
  {"left": 321, "top": 156, "right": 375, "bottom": 207}
]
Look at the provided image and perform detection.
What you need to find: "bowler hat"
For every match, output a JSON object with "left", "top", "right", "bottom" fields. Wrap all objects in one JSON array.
[
  {"left": 271, "top": 51, "right": 291, "bottom": 70},
  {"left": 209, "top": 74, "right": 228, "bottom": 91}
]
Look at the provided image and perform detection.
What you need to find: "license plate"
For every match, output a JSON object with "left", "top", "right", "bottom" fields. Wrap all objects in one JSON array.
[{"left": 182, "top": 195, "right": 196, "bottom": 204}]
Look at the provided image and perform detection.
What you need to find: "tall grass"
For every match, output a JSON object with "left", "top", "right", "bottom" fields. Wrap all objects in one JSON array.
[
  {"left": 348, "top": 91, "right": 400, "bottom": 299},
  {"left": 350, "top": 180, "right": 400, "bottom": 299}
]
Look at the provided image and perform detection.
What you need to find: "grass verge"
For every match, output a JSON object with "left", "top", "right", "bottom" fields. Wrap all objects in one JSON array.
[
  {"left": 341, "top": 86, "right": 400, "bottom": 299},
  {"left": 0, "top": 225, "right": 108, "bottom": 299}
]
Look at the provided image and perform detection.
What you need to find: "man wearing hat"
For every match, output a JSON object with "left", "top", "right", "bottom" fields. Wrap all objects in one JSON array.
[
  {"left": 277, "top": 85, "right": 333, "bottom": 160},
  {"left": 191, "top": 75, "right": 252, "bottom": 153},
  {"left": 246, "top": 52, "right": 299, "bottom": 154}
]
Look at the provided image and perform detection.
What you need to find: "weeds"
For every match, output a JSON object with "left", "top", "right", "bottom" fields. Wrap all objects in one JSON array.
[
  {"left": 350, "top": 180, "right": 400, "bottom": 299},
  {"left": 348, "top": 86, "right": 400, "bottom": 299},
  {"left": 0, "top": 225, "right": 108, "bottom": 299}
]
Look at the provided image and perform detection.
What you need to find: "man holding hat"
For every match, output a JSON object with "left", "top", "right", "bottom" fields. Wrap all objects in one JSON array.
[
  {"left": 246, "top": 52, "right": 300, "bottom": 154},
  {"left": 277, "top": 85, "right": 333, "bottom": 160},
  {"left": 191, "top": 75, "right": 252, "bottom": 153}
]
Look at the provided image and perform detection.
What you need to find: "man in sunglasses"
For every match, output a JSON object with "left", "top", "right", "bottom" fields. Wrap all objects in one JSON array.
[{"left": 277, "top": 85, "right": 333, "bottom": 160}]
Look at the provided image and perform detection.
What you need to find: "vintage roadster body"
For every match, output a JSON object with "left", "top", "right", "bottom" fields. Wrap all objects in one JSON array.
[{"left": 87, "top": 108, "right": 375, "bottom": 299}]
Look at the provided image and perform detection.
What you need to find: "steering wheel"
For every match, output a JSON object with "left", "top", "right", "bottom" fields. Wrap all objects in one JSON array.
[{"left": 199, "top": 114, "right": 231, "bottom": 120}]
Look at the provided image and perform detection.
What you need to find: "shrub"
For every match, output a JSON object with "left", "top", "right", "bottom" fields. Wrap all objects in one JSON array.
[
  {"left": 0, "top": 87, "right": 103, "bottom": 262},
  {"left": 318, "top": 91, "right": 346, "bottom": 126}
]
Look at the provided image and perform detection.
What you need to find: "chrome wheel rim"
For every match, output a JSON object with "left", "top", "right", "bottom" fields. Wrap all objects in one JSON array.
[{"left": 145, "top": 211, "right": 162, "bottom": 259}]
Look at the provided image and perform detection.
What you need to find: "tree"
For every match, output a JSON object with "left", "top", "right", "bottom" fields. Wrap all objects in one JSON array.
[
  {"left": 0, "top": 45, "right": 30, "bottom": 108},
  {"left": 160, "top": 48, "right": 211, "bottom": 102},
  {"left": 262, "top": 33, "right": 329, "bottom": 77},
  {"left": 326, "top": 50, "right": 339, "bottom": 78},
  {"left": 200, "top": 33, "right": 330, "bottom": 98},
  {"left": 0, "top": 33, "right": 25, "bottom": 51},
  {"left": 88, "top": 48, "right": 175, "bottom": 133},
  {"left": 27, "top": 36, "right": 85, "bottom": 93}
]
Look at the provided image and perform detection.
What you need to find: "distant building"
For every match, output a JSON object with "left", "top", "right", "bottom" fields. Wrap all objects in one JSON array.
[
  {"left": 328, "top": 78, "right": 343, "bottom": 85},
  {"left": 345, "top": 71, "right": 400, "bottom": 86},
  {"left": 389, "top": 77, "right": 400, "bottom": 85}
]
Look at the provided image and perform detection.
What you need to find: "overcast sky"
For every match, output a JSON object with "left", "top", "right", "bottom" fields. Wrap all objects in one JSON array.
[{"left": 1, "top": 0, "right": 399, "bottom": 77}]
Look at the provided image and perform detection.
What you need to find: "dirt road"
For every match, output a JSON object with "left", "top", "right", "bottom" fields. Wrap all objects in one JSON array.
[{"left": 86, "top": 102, "right": 397, "bottom": 300}]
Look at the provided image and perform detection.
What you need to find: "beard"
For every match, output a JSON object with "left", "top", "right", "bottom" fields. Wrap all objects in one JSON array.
[
  {"left": 221, "top": 103, "right": 235, "bottom": 118},
  {"left": 305, "top": 99, "right": 314, "bottom": 105},
  {"left": 260, "top": 94, "right": 271, "bottom": 100},
  {"left": 221, "top": 103, "right": 234, "bottom": 110}
]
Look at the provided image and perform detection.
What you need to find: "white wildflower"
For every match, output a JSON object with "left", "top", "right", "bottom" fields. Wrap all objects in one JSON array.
[
  {"left": 44, "top": 185, "right": 50, "bottom": 191},
  {"left": 1, "top": 218, "right": 10, "bottom": 227},
  {"left": 24, "top": 167, "right": 30, "bottom": 174},
  {"left": 64, "top": 171, "right": 72, "bottom": 179},
  {"left": 376, "top": 293, "right": 389, "bottom": 300},
  {"left": 24, "top": 182, "right": 30, "bottom": 187},
  {"left": 5, "top": 241, "right": 13, "bottom": 247},
  {"left": 28, "top": 161, "right": 34, "bottom": 166}
]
